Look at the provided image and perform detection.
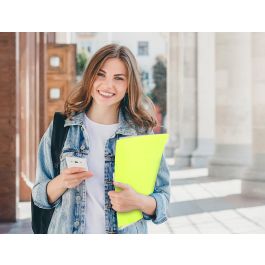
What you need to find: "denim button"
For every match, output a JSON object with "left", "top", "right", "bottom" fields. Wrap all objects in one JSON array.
[
  {"left": 80, "top": 145, "right": 85, "bottom": 150},
  {"left": 106, "top": 202, "right": 112, "bottom": 209},
  {"left": 105, "top": 180, "right": 113, "bottom": 185},
  {"left": 107, "top": 230, "right": 116, "bottom": 234},
  {"left": 76, "top": 195, "right": 81, "bottom": 202},
  {"left": 74, "top": 220, "right": 80, "bottom": 228}
]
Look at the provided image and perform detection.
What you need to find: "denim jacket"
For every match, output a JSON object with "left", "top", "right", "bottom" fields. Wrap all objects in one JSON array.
[{"left": 32, "top": 110, "right": 170, "bottom": 234}]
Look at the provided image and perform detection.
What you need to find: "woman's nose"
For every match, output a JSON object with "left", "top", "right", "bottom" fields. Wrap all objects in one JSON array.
[{"left": 103, "top": 77, "right": 114, "bottom": 88}]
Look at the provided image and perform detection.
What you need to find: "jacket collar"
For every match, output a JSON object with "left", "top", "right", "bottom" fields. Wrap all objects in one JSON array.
[{"left": 64, "top": 109, "right": 140, "bottom": 136}]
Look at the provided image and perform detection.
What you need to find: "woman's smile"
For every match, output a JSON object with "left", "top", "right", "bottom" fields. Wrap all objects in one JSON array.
[{"left": 97, "top": 89, "right": 116, "bottom": 98}]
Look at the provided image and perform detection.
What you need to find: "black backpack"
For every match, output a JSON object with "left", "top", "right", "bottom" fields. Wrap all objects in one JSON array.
[{"left": 31, "top": 112, "right": 69, "bottom": 234}]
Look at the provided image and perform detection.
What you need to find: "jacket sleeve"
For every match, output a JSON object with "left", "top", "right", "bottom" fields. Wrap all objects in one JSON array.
[
  {"left": 32, "top": 120, "right": 62, "bottom": 209},
  {"left": 142, "top": 153, "right": 171, "bottom": 224},
  {"left": 142, "top": 128, "right": 171, "bottom": 224}
]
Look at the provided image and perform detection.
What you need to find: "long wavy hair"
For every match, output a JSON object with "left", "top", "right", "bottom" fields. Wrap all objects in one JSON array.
[{"left": 64, "top": 43, "right": 157, "bottom": 130}]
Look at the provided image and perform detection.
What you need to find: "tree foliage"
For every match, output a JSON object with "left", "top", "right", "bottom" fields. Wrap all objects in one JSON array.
[
  {"left": 76, "top": 49, "right": 88, "bottom": 76},
  {"left": 150, "top": 56, "right": 167, "bottom": 118}
]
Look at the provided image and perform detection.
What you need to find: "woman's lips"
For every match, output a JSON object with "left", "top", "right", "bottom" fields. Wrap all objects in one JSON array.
[{"left": 98, "top": 90, "right": 115, "bottom": 98}]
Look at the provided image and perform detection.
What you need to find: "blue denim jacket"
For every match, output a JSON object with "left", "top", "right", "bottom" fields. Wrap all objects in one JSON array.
[{"left": 32, "top": 110, "right": 170, "bottom": 234}]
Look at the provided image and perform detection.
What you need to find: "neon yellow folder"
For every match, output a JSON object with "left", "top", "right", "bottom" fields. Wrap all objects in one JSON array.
[{"left": 114, "top": 133, "right": 169, "bottom": 228}]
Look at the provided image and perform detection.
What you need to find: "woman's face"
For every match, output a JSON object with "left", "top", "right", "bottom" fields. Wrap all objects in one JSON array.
[{"left": 91, "top": 58, "right": 128, "bottom": 109}]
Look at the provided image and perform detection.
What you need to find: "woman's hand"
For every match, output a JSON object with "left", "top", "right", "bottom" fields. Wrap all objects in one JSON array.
[
  {"left": 108, "top": 181, "right": 157, "bottom": 216},
  {"left": 108, "top": 182, "right": 142, "bottom": 212},
  {"left": 47, "top": 167, "right": 93, "bottom": 204},
  {"left": 59, "top": 167, "right": 93, "bottom": 189}
]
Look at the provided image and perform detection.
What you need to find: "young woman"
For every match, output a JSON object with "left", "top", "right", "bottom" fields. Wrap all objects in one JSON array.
[{"left": 32, "top": 44, "right": 170, "bottom": 234}]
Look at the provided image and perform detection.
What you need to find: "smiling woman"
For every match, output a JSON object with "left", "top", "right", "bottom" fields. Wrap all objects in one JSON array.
[
  {"left": 32, "top": 43, "right": 170, "bottom": 234},
  {"left": 91, "top": 58, "right": 128, "bottom": 112},
  {"left": 64, "top": 44, "right": 157, "bottom": 128}
]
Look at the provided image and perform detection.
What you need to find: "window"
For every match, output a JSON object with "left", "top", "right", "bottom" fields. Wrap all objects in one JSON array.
[
  {"left": 49, "top": 56, "right": 60, "bottom": 68},
  {"left": 138, "top": 41, "right": 149, "bottom": 56},
  {"left": 49, "top": 87, "right": 61, "bottom": 100}
]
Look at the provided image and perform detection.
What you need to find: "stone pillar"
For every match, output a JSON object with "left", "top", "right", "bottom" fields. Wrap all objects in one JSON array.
[
  {"left": 242, "top": 33, "right": 265, "bottom": 198},
  {"left": 208, "top": 33, "right": 252, "bottom": 179},
  {"left": 191, "top": 33, "right": 215, "bottom": 168},
  {"left": 165, "top": 32, "right": 182, "bottom": 157},
  {"left": 174, "top": 33, "right": 197, "bottom": 168}
]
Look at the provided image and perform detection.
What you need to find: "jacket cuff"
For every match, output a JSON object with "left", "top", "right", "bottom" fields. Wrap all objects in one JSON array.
[
  {"left": 32, "top": 180, "right": 61, "bottom": 209},
  {"left": 142, "top": 193, "right": 168, "bottom": 224}
]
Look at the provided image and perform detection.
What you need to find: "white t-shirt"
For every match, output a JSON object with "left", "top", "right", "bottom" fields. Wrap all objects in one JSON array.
[{"left": 84, "top": 115, "right": 119, "bottom": 234}]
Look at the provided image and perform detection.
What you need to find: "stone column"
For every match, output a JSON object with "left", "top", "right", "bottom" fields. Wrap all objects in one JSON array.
[
  {"left": 242, "top": 33, "right": 265, "bottom": 198},
  {"left": 191, "top": 33, "right": 215, "bottom": 168},
  {"left": 191, "top": 32, "right": 215, "bottom": 167},
  {"left": 173, "top": 33, "right": 197, "bottom": 168},
  {"left": 208, "top": 33, "right": 252, "bottom": 179},
  {"left": 165, "top": 32, "right": 182, "bottom": 157}
]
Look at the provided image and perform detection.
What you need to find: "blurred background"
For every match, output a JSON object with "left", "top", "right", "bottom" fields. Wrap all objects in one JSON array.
[{"left": 0, "top": 32, "right": 265, "bottom": 234}]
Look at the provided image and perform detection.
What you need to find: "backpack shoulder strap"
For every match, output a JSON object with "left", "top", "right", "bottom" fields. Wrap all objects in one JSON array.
[{"left": 51, "top": 112, "right": 69, "bottom": 177}]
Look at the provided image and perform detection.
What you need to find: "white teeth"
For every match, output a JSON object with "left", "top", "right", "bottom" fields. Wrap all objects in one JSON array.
[{"left": 99, "top": 91, "right": 114, "bottom": 97}]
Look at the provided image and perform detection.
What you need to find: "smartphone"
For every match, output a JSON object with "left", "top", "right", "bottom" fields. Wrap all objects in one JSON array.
[{"left": 65, "top": 156, "right": 88, "bottom": 170}]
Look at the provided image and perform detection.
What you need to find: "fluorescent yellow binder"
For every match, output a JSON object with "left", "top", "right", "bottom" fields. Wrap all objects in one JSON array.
[{"left": 114, "top": 133, "right": 169, "bottom": 228}]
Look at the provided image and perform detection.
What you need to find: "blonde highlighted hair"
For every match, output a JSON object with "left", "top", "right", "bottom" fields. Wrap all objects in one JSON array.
[{"left": 64, "top": 43, "right": 157, "bottom": 130}]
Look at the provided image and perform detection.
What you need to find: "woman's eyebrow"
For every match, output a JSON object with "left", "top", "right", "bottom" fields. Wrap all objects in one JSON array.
[{"left": 99, "top": 69, "right": 126, "bottom": 77}]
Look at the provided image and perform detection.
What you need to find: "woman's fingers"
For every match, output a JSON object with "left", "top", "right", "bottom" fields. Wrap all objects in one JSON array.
[
  {"left": 64, "top": 167, "right": 94, "bottom": 175},
  {"left": 64, "top": 174, "right": 91, "bottom": 188},
  {"left": 64, "top": 167, "right": 85, "bottom": 174},
  {"left": 61, "top": 169, "right": 94, "bottom": 189},
  {"left": 67, "top": 179, "right": 84, "bottom": 188},
  {"left": 66, "top": 171, "right": 93, "bottom": 181}
]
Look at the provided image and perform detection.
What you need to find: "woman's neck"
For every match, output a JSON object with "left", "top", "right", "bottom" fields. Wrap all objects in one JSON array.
[{"left": 86, "top": 103, "right": 119, "bottom": 125}]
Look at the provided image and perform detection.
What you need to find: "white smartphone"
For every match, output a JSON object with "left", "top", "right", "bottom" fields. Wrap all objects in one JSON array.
[{"left": 65, "top": 156, "right": 88, "bottom": 170}]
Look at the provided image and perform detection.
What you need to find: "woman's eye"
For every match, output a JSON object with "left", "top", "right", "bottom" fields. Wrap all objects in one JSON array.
[{"left": 96, "top": 73, "right": 124, "bottom": 81}]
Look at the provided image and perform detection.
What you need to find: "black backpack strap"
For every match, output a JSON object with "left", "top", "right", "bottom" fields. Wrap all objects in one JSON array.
[
  {"left": 31, "top": 112, "right": 69, "bottom": 234},
  {"left": 51, "top": 112, "right": 69, "bottom": 177}
]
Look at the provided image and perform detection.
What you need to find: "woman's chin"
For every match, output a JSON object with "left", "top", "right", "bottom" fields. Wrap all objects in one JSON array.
[{"left": 93, "top": 99, "right": 120, "bottom": 108}]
